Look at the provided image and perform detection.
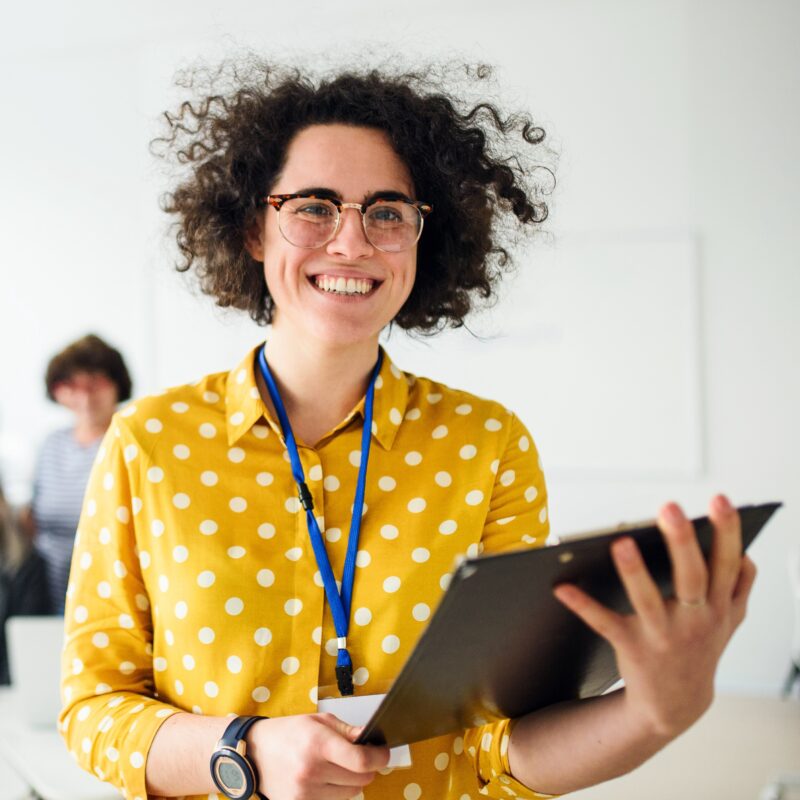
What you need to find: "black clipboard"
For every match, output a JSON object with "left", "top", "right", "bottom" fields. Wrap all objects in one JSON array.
[{"left": 357, "top": 502, "right": 782, "bottom": 748}]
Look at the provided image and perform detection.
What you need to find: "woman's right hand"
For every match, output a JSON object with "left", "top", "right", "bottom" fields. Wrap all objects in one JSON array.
[{"left": 247, "top": 713, "right": 390, "bottom": 800}]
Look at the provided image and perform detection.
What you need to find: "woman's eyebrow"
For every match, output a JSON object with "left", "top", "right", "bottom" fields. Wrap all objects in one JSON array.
[
  {"left": 293, "top": 187, "right": 414, "bottom": 204},
  {"left": 364, "top": 190, "right": 413, "bottom": 204},
  {"left": 294, "top": 186, "right": 341, "bottom": 199}
]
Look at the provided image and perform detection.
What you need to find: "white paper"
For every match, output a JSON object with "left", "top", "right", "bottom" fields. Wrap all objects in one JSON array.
[{"left": 318, "top": 693, "right": 412, "bottom": 768}]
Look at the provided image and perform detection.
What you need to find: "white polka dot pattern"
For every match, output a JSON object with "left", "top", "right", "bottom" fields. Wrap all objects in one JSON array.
[{"left": 60, "top": 346, "right": 549, "bottom": 800}]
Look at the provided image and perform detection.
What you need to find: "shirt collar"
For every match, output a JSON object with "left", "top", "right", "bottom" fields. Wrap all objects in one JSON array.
[
  {"left": 225, "top": 346, "right": 271, "bottom": 446},
  {"left": 359, "top": 346, "right": 409, "bottom": 451},
  {"left": 225, "top": 344, "right": 409, "bottom": 450}
]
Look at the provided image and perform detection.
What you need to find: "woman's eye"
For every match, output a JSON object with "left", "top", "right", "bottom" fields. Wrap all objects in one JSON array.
[
  {"left": 368, "top": 205, "right": 403, "bottom": 223},
  {"left": 296, "top": 202, "right": 333, "bottom": 217}
]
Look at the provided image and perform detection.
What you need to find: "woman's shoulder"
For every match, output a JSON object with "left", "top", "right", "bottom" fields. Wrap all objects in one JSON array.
[
  {"left": 110, "top": 366, "right": 232, "bottom": 438},
  {"left": 392, "top": 366, "right": 543, "bottom": 482},
  {"left": 401, "top": 367, "right": 514, "bottom": 421},
  {"left": 397, "top": 364, "right": 527, "bottom": 442},
  {"left": 36, "top": 427, "right": 80, "bottom": 463}
]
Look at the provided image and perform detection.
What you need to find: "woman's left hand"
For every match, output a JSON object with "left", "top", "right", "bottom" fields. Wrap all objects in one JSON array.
[{"left": 553, "top": 494, "right": 757, "bottom": 740}]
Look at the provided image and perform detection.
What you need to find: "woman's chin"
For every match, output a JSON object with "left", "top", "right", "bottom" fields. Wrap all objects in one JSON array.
[
  {"left": 291, "top": 315, "right": 384, "bottom": 351},
  {"left": 316, "top": 327, "right": 381, "bottom": 350}
]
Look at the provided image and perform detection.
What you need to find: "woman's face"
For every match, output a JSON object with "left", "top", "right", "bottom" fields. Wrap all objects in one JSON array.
[
  {"left": 52, "top": 371, "right": 118, "bottom": 424},
  {"left": 247, "top": 124, "right": 418, "bottom": 350}
]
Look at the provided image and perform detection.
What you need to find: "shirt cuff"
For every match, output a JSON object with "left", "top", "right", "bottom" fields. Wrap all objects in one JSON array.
[
  {"left": 472, "top": 717, "right": 560, "bottom": 799},
  {"left": 60, "top": 693, "right": 179, "bottom": 800}
]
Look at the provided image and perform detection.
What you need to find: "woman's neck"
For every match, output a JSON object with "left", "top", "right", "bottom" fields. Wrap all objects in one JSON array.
[
  {"left": 259, "top": 331, "right": 380, "bottom": 445},
  {"left": 73, "top": 417, "right": 110, "bottom": 446}
]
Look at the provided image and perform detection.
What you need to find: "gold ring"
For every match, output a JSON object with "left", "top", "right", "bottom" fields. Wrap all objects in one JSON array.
[{"left": 677, "top": 596, "right": 707, "bottom": 608}]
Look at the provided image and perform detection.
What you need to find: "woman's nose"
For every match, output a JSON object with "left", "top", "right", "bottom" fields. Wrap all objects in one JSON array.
[{"left": 326, "top": 206, "right": 374, "bottom": 259}]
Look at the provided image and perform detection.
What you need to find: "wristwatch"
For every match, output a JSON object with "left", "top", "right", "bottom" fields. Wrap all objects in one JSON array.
[{"left": 210, "top": 715, "right": 268, "bottom": 799}]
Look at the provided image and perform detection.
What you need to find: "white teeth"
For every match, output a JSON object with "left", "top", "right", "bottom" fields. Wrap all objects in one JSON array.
[{"left": 314, "top": 275, "right": 375, "bottom": 296}]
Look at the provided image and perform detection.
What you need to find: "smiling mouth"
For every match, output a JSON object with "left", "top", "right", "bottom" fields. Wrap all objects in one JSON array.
[{"left": 310, "top": 275, "right": 380, "bottom": 297}]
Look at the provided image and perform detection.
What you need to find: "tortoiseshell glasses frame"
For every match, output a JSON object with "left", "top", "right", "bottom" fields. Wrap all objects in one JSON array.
[{"left": 260, "top": 193, "right": 433, "bottom": 252}]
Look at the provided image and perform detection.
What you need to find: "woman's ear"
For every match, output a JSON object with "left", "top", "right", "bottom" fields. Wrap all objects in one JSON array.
[{"left": 244, "top": 214, "right": 266, "bottom": 261}]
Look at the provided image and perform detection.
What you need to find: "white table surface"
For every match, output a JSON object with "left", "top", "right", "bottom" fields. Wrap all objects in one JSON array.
[
  {"left": 0, "top": 687, "right": 120, "bottom": 800},
  {"left": 0, "top": 749, "right": 31, "bottom": 800}
]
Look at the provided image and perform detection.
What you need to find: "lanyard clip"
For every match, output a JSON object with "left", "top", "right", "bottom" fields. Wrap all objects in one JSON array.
[
  {"left": 298, "top": 481, "right": 314, "bottom": 512},
  {"left": 335, "top": 663, "right": 354, "bottom": 696}
]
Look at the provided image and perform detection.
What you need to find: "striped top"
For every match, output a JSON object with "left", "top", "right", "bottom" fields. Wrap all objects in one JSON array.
[{"left": 32, "top": 427, "right": 100, "bottom": 613}]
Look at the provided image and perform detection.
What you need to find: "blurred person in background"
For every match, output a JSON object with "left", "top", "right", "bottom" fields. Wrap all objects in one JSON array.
[
  {"left": 0, "top": 482, "right": 50, "bottom": 684},
  {"left": 30, "top": 334, "right": 132, "bottom": 614}
]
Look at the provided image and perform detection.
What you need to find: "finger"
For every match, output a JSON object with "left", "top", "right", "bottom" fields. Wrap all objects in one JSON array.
[
  {"left": 658, "top": 502, "right": 708, "bottom": 605},
  {"left": 312, "top": 785, "right": 374, "bottom": 800},
  {"left": 316, "top": 713, "right": 363, "bottom": 743},
  {"left": 317, "top": 760, "right": 378, "bottom": 788},
  {"left": 343, "top": 724, "right": 365, "bottom": 744},
  {"left": 730, "top": 555, "right": 757, "bottom": 627},
  {"left": 316, "top": 716, "right": 390, "bottom": 773},
  {"left": 553, "top": 584, "right": 628, "bottom": 646},
  {"left": 611, "top": 537, "right": 668, "bottom": 630},
  {"left": 708, "top": 494, "right": 744, "bottom": 607}
]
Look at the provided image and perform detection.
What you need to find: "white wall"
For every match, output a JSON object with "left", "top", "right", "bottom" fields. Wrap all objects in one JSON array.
[{"left": 0, "top": 0, "right": 797, "bottom": 695}]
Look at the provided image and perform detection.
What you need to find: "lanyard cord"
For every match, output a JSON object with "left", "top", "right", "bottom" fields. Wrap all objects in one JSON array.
[{"left": 256, "top": 345, "right": 383, "bottom": 695}]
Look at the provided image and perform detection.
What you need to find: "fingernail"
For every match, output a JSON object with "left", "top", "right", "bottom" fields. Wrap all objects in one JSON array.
[
  {"left": 664, "top": 504, "right": 684, "bottom": 525},
  {"left": 614, "top": 538, "right": 636, "bottom": 562},
  {"left": 714, "top": 494, "right": 732, "bottom": 514},
  {"left": 553, "top": 583, "right": 578, "bottom": 603}
]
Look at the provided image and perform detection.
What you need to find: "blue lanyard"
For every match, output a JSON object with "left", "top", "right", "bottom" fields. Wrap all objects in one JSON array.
[{"left": 256, "top": 345, "right": 383, "bottom": 696}]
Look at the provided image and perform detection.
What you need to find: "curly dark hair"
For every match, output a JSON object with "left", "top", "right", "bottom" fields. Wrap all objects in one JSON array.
[
  {"left": 152, "top": 59, "right": 555, "bottom": 331},
  {"left": 45, "top": 334, "right": 132, "bottom": 402}
]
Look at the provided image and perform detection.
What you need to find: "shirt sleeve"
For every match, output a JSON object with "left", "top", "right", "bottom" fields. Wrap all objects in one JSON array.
[
  {"left": 59, "top": 417, "right": 178, "bottom": 800},
  {"left": 463, "top": 411, "right": 557, "bottom": 799}
]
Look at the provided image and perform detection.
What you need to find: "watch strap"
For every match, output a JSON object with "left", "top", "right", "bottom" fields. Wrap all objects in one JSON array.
[
  {"left": 214, "top": 715, "right": 269, "bottom": 799},
  {"left": 219, "top": 715, "right": 265, "bottom": 748}
]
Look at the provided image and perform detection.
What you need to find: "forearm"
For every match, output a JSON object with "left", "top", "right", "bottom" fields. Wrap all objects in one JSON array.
[
  {"left": 508, "top": 689, "right": 673, "bottom": 795},
  {"left": 145, "top": 712, "right": 230, "bottom": 797}
]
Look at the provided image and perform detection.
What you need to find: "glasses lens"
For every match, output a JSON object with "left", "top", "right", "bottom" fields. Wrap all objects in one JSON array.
[
  {"left": 364, "top": 201, "right": 422, "bottom": 252},
  {"left": 279, "top": 197, "right": 338, "bottom": 248}
]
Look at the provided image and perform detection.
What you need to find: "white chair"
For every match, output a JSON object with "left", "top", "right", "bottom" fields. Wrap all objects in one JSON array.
[
  {"left": 0, "top": 614, "right": 63, "bottom": 799},
  {"left": 2, "top": 616, "right": 119, "bottom": 800},
  {"left": 0, "top": 747, "right": 34, "bottom": 800},
  {"left": 5, "top": 615, "right": 64, "bottom": 727}
]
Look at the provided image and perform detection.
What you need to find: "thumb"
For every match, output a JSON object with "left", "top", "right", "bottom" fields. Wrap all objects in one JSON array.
[
  {"left": 316, "top": 713, "right": 364, "bottom": 742},
  {"left": 343, "top": 723, "right": 365, "bottom": 743}
]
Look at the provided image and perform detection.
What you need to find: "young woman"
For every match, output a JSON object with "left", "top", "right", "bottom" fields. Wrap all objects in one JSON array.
[{"left": 60, "top": 62, "right": 755, "bottom": 800}]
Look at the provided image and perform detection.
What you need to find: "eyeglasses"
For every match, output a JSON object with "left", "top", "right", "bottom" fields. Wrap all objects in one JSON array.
[{"left": 262, "top": 194, "right": 433, "bottom": 253}]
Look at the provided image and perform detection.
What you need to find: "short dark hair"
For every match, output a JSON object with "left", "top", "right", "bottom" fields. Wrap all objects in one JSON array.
[
  {"left": 45, "top": 334, "right": 132, "bottom": 402},
  {"left": 152, "top": 59, "right": 555, "bottom": 332}
]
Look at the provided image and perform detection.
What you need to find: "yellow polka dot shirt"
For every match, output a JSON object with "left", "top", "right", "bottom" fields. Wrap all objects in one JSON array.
[{"left": 60, "top": 345, "right": 552, "bottom": 800}]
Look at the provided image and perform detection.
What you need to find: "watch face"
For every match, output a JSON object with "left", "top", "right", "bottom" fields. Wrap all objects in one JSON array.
[
  {"left": 212, "top": 751, "right": 254, "bottom": 799},
  {"left": 219, "top": 759, "right": 245, "bottom": 791}
]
